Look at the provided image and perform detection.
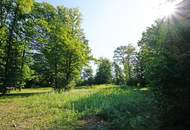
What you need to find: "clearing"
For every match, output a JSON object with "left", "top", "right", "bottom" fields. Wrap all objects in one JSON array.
[{"left": 0, "top": 85, "right": 159, "bottom": 130}]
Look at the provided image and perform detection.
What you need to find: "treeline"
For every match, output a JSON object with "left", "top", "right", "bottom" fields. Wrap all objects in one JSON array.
[
  {"left": 0, "top": 0, "right": 91, "bottom": 94},
  {"left": 138, "top": 17, "right": 190, "bottom": 129},
  {"left": 81, "top": 44, "right": 144, "bottom": 87}
]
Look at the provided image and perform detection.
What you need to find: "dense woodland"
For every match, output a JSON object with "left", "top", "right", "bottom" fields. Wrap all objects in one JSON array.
[{"left": 0, "top": 0, "right": 190, "bottom": 130}]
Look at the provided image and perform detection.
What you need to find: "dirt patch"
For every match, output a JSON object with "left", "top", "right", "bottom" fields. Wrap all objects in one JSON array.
[{"left": 76, "top": 115, "right": 108, "bottom": 130}]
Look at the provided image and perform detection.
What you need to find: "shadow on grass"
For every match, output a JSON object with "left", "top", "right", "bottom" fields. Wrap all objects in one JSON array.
[
  {"left": 76, "top": 84, "right": 117, "bottom": 90},
  {"left": 0, "top": 91, "right": 51, "bottom": 99},
  {"left": 65, "top": 87, "right": 159, "bottom": 130}
]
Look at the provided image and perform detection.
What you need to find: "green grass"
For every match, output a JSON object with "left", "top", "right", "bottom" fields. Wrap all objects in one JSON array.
[{"left": 0, "top": 85, "right": 159, "bottom": 130}]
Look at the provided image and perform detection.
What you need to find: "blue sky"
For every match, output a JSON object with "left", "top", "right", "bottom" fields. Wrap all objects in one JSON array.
[{"left": 38, "top": 0, "right": 162, "bottom": 59}]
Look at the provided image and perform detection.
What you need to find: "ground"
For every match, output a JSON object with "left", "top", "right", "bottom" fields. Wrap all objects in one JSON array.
[{"left": 0, "top": 85, "right": 159, "bottom": 130}]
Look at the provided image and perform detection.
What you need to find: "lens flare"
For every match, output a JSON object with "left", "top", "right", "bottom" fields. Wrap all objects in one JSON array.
[{"left": 158, "top": 2, "right": 177, "bottom": 18}]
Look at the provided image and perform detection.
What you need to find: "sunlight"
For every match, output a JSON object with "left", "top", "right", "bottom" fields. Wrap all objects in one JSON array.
[
  {"left": 158, "top": 1, "right": 177, "bottom": 18},
  {"left": 161, "top": 3, "right": 176, "bottom": 16}
]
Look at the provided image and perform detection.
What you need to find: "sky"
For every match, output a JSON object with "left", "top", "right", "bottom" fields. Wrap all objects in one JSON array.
[{"left": 37, "top": 0, "right": 167, "bottom": 59}]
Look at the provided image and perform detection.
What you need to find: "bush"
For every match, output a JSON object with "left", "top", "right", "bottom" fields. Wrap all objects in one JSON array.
[
  {"left": 65, "top": 80, "right": 76, "bottom": 90},
  {"left": 127, "top": 78, "right": 138, "bottom": 86}
]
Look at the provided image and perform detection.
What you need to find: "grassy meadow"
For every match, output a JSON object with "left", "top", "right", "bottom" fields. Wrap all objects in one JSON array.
[{"left": 0, "top": 85, "right": 159, "bottom": 130}]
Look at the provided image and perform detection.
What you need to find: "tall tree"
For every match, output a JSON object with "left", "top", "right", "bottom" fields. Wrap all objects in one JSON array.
[
  {"left": 43, "top": 6, "right": 91, "bottom": 91},
  {"left": 113, "top": 44, "right": 136, "bottom": 83},
  {"left": 0, "top": 0, "right": 33, "bottom": 94}
]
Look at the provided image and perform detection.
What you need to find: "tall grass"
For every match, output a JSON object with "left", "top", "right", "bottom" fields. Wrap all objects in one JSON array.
[{"left": 0, "top": 85, "right": 159, "bottom": 130}]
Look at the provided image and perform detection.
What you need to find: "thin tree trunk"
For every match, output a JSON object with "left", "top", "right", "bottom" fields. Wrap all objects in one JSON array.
[
  {"left": 19, "top": 49, "right": 26, "bottom": 91},
  {"left": 54, "top": 46, "right": 58, "bottom": 91}
]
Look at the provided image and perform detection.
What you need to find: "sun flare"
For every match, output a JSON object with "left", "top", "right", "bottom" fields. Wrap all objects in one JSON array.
[{"left": 158, "top": 2, "right": 177, "bottom": 18}]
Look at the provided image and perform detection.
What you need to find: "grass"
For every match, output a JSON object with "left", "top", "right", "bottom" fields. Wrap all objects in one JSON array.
[{"left": 0, "top": 85, "right": 159, "bottom": 130}]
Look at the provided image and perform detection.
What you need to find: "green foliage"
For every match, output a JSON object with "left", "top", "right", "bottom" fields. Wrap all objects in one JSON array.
[
  {"left": 0, "top": 27, "right": 7, "bottom": 83},
  {"left": 95, "top": 58, "right": 112, "bottom": 84},
  {"left": 42, "top": 7, "right": 91, "bottom": 91},
  {"left": 18, "top": 0, "right": 33, "bottom": 14},
  {"left": 28, "top": 53, "right": 51, "bottom": 88},
  {"left": 113, "top": 45, "right": 136, "bottom": 83},
  {"left": 138, "top": 16, "right": 190, "bottom": 128},
  {"left": 22, "top": 65, "right": 35, "bottom": 83},
  {"left": 81, "top": 66, "right": 94, "bottom": 86},
  {"left": 0, "top": 1, "right": 91, "bottom": 93},
  {"left": 0, "top": 0, "right": 35, "bottom": 93},
  {"left": 132, "top": 53, "right": 146, "bottom": 87},
  {"left": 112, "top": 62, "right": 125, "bottom": 85}
]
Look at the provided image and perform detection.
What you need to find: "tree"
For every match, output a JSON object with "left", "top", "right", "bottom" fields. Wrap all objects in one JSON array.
[
  {"left": 27, "top": 52, "right": 51, "bottom": 88},
  {"left": 112, "top": 62, "right": 125, "bottom": 85},
  {"left": 0, "top": 0, "right": 33, "bottom": 94},
  {"left": 133, "top": 53, "right": 146, "bottom": 86},
  {"left": 113, "top": 44, "right": 136, "bottom": 83},
  {"left": 138, "top": 14, "right": 190, "bottom": 128},
  {"left": 26, "top": 2, "right": 57, "bottom": 88},
  {"left": 81, "top": 66, "right": 94, "bottom": 86},
  {"left": 0, "top": 27, "right": 7, "bottom": 85},
  {"left": 95, "top": 58, "right": 112, "bottom": 84},
  {"left": 43, "top": 6, "right": 91, "bottom": 91},
  {"left": 0, "top": 1, "right": 91, "bottom": 93}
]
